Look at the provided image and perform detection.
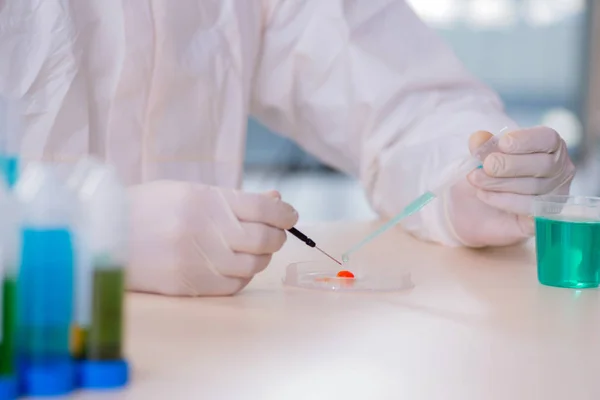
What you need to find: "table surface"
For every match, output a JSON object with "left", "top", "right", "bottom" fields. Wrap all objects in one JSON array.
[{"left": 76, "top": 221, "right": 600, "bottom": 400}]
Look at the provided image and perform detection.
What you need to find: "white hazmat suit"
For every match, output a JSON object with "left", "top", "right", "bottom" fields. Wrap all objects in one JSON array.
[{"left": 0, "top": 0, "right": 574, "bottom": 295}]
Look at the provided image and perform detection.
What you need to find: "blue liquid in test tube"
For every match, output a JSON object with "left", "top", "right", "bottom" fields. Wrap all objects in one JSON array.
[
  {"left": 15, "top": 165, "right": 75, "bottom": 397},
  {"left": 18, "top": 229, "right": 74, "bottom": 395}
]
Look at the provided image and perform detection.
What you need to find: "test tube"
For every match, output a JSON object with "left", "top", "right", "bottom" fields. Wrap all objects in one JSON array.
[
  {"left": 70, "top": 160, "right": 129, "bottom": 389},
  {"left": 0, "top": 179, "right": 18, "bottom": 399},
  {"left": 66, "top": 157, "right": 100, "bottom": 362},
  {"left": 0, "top": 97, "right": 20, "bottom": 188},
  {"left": 15, "top": 163, "right": 76, "bottom": 396}
]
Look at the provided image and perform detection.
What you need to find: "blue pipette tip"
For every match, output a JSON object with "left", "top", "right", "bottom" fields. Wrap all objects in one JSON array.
[
  {"left": 19, "top": 358, "right": 75, "bottom": 396},
  {"left": 77, "top": 359, "right": 129, "bottom": 390},
  {"left": 0, "top": 376, "right": 16, "bottom": 399}
]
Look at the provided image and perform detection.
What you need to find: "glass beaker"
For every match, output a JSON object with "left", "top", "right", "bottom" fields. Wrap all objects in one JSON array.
[{"left": 534, "top": 195, "right": 600, "bottom": 289}]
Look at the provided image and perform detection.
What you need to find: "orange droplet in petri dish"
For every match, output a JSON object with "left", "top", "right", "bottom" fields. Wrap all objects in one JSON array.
[{"left": 336, "top": 270, "right": 355, "bottom": 278}]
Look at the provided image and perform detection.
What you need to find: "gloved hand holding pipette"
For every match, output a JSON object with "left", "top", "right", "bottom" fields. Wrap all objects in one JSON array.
[
  {"left": 445, "top": 127, "right": 575, "bottom": 247},
  {"left": 343, "top": 126, "right": 576, "bottom": 259}
]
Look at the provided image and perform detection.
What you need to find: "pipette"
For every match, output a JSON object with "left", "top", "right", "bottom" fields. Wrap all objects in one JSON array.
[
  {"left": 342, "top": 128, "right": 509, "bottom": 262},
  {"left": 287, "top": 227, "right": 342, "bottom": 265}
]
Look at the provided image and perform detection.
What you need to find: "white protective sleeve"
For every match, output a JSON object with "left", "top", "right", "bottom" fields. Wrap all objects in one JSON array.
[
  {"left": 250, "top": 0, "right": 519, "bottom": 246},
  {"left": 0, "top": 0, "right": 125, "bottom": 165}
]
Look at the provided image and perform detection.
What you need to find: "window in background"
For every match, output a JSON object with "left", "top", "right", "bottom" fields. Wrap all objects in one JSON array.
[
  {"left": 245, "top": 0, "right": 589, "bottom": 168},
  {"left": 406, "top": 0, "right": 588, "bottom": 157}
]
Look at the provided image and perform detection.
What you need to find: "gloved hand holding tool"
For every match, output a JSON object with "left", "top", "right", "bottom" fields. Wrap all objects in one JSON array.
[{"left": 127, "top": 183, "right": 298, "bottom": 296}]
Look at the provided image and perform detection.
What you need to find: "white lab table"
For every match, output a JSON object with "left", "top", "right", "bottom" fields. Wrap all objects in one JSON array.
[{"left": 77, "top": 221, "right": 600, "bottom": 400}]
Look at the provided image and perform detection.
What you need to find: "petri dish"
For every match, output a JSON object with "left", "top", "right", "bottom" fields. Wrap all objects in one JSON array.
[{"left": 282, "top": 261, "right": 413, "bottom": 292}]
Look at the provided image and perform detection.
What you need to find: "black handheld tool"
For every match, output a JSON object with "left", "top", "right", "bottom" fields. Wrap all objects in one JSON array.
[{"left": 287, "top": 227, "right": 342, "bottom": 265}]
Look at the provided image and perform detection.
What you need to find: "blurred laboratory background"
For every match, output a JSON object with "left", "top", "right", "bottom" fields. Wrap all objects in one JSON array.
[{"left": 244, "top": 0, "right": 599, "bottom": 221}]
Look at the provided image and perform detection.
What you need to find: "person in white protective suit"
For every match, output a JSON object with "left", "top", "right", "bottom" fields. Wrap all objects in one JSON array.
[{"left": 0, "top": 0, "right": 575, "bottom": 296}]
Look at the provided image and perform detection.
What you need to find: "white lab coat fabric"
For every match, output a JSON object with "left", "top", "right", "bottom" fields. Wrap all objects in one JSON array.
[{"left": 0, "top": 0, "right": 518, "bottom": 246}]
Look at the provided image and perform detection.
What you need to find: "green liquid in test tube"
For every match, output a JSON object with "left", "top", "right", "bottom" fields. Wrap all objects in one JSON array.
[
  {"left": 69, "top": 159, "right": 129, "bottom": 390},
  {"left": 0, "top": 174, "right": 19, "bottom": 397},
  {"left": 0, "top": 279, "right": 17, "bottom": 376},
  {"left": 80, "top": 262, "right": 125, "bottom": 361},
  {"left": 0, "top": 268, "right": 18, "bottom": 400}
]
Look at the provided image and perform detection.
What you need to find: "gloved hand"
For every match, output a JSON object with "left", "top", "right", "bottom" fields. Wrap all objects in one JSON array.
[
  {"left": 445, "top": 127, "right": 576, "bottom": 247},
  {"left": 126, "top": 181, "right": 298, "bottom": 296}
]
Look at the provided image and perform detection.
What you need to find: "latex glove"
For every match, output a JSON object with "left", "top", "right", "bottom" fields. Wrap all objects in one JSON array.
[
  {"left": 446, "top": 127, "right": 576, "bottom": 247},
  {"left": 127, "top": 181, "right": 298, "bottom": 296}
]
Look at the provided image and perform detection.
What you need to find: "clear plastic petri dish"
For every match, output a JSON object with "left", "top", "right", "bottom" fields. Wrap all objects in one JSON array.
[{"left": 282, "top": 261, "right": 413, "bottom": 292}]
